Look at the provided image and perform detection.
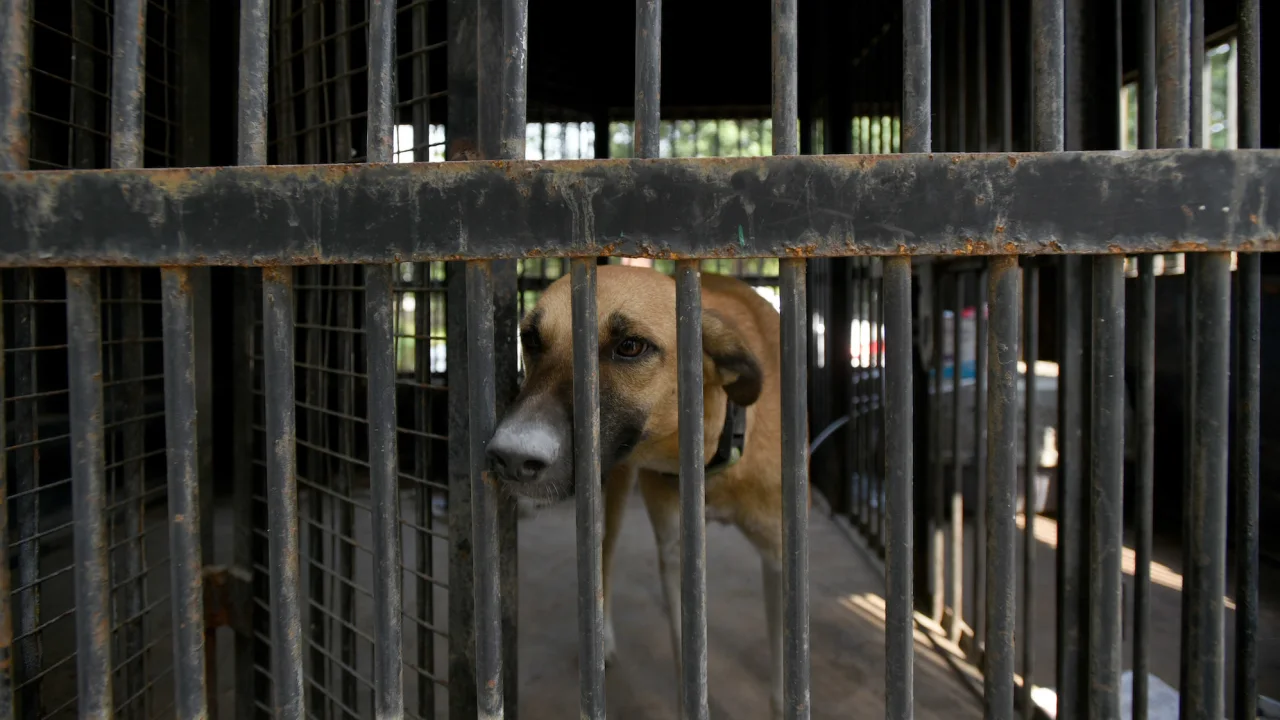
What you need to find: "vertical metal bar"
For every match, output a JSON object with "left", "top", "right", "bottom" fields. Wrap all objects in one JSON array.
[
  {"left": 865, "top": 258, "right": 875, "bottom": 527},
  {"left": 930, "top": 270, "right": 945, "bottom": 625},
  {"left": 1021, "top": 263, "right": 1039, "bottom": 719},
  {"left": 66, "top": 268, "right": 113, "bottom": 718},
  {"left": 366, "top": 2, "right": 405, "bottom": 715},
  {"left": 884, "top": 256, "right": 914, "bottom": 720},
  {"left": 160, "top": 268, "right": 210, "bottom": 719},
  {"left": 263, "top": 267, "right": 304, "bottom": 718},
  {"left": 1132, "top": 4, "right": 1158, "bottom": 720},
  {"left": 1188, "top": 0, "right": 1203, "bottom": 149},
  {"left": 1133, "top": 254, "right": 1155, "bottom": 720},
  {"left": 975, "top": 0, "right": 987, "bottom": 151},
  {"left": 872, "top": 264, "right": 884, "bottom": 554},
  {"left": 1088, "top": 256, "right": 1125, "bottom": 719},
  {"left": 571, "top": 259, "right": 607, "bottom": 720},
  {"left": 109, "top": 2, "right": 147, "bottom": 710},
  {"left": 1232, "top": 3, "right": 1260, "bottom": 719},
  {"left": 780, "top": 259, "right": 808, "bottom": 720},
  {"left": 237, "top": 1, "right": 270, "bottom": 716},
  {"left": 674, "top": 258, "right": 709, "bottom": 719},
  {"left": 973, "top": 264, "right": 988, "bottom": 650},
  {"left": 949, "top": 273, "right": 964, "bottom": 646},
  {"left": 0, "top": 1, "right": 29, "bottom": 715},
  {"left": 956, "top": 0, "right": 966, "bottom": 152},
  {"left": 985, "top": 256, "right": 1019, "bottom": 720},
  {"left": 1156, "top": 0, "right": 1190, "bottom": 149},
  {"left": 466, "top": 261, "right": 503, "bottom": 720},
  {"left": 634, "top": 0, "right": 661, "bottom": 160},
  {"left": 1138, "top": 0, "right": 1157, "bottom": 151},
  {"left": 1182, "top": 252, "right": 1230, "bottom": 720},
  {"left": 849, "top": 260, "right": 860, "bottom": 517},
  {"left": 1055, "top": 252, "right": 1083, "bottom": 720},
  {"left": 773, "top": 0, "right": 806, "bottom": 714},
  {"left": 999, "top": 0, "right": 1013, "bottom": 152},
  {"left": 367, "top": 264, "right": 405, "bottom": 715}
]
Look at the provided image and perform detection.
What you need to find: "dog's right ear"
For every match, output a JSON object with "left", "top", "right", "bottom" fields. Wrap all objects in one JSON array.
[{"left": 701, "top": 310, "right": 763, "bottom": 407}]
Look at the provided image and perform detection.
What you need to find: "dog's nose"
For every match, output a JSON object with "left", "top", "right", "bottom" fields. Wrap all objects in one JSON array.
[{"left": 486, "top": 423, "right": 560, "bottom": 482}]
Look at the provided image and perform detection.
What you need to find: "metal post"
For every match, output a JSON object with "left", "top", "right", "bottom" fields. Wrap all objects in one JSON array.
[
  {"left": 1088, "top": 256, "right": 1125, "bottom": 719},
  {"left": 66, "top": 268, "right": 113, "bottom": 718},
  {"left": 109, "top": 2, "right": 148, "bottom": 711},
  {"left": 571, "top": 259, "right": 607, "bottom": 719},
  {"left": 262, "top": 266, "right": 304, "bottom": 718},
  {"left": 0, "top": 0, "right": 30, "bottom": 714},
  {"left": 973, "top": 264, "right": 988, "bottom": 653},
  {"left": 884, "top": 254, "right": 914, "bottom": 720},
  {"left": 773, "top": 0, "right": 807, "bottom": 715},
  {"left": 949, "top": 273, "right": 964, "bottom": 646},
  {"left": 1232, "top": 3, "right": 1260, "bottom": 718},
  {"left": 1132, "top": 3, "right": 1157, "bottom": 720},
  {"left": 365, "top": 2, "right": 406, "bottom": 714},
  {"left": 1021, "top": 262, "right": 1039, "bottom": 719},
  {"left": 466, "top": 260, "right": 503, "bottom": 720},
  {"left": 986, "top": 256, "right": 1020, "bottom": 720},
  {"left": 160, "top": 268, "right": 211, "bottom": 718}
]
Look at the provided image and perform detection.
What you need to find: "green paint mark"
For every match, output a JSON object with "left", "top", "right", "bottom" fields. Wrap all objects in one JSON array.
[{"left": 738, "top": 226, "right": 746, "bottom": 247}]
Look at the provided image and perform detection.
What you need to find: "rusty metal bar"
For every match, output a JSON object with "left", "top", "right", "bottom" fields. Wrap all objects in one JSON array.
[
  {"left": 0, "top": 0, "right": 29, "bottom": 714},
  {"left": 466, "top": 259, "right": 503, "bottom": 720},
  {"left": 365, "top": 2, "right": 405, "bottom": 715},
  {"left": 2, "top": 151, "right": 1279, "bottom": 265},
  {"left": 66, "top": 267, "right": 113, "bottom": 717},
  {"left": 1133, "top": 252, "right": 1155, "bottom": 720},
  {"left": 571, "top": 258, "right": 606, "bottom": 719},
  {"left": 675, "top": 261, "right": 710, "bottom": 717},
  {"left": 973, "top": 263, "right": 988, "bottom": 651},
  {"left": 883, "top": 254, "right": 914, "bottom": 720},
  {"left": 263, "top": 266, "right": 304, "bottom": 717},
  {"left": 780, "top": 257, "right": 808, "bottom": 720},
  {"left": 1132, "top": 4, "right": 1157, "bottom": 720},
  {"left": 949, "top": 272, "right": 964, "bottom": 646},
  {"left": 985, "top": 255, "right": 1019, "bottom": 720},
  {"left": 930, "top": 268, "right": 945, "bottom": 625},
  {"left": 1183, "top": 253, "right": 1231, "bottom": 719},
  {"left": 1232, "top": 3, "right": 1260, "bottom": 719},
  {"left": 1088, "top": 256, "right": 1125, "bottom": 718},
  {"left": 109, "top": 2, "right": 148, "bottom": 710},
  {"left": 1021, "top": 261, "right": 1040, "bottom": 720},
  {"left": 159, "top": 268, "right": 210, "bottom": 719},
  {"left": 366, "top": 264, "right": 406, "bottom": 718},
  {"left": 635, "top": 0, "right": 661, "bottom": 160},
  {"left": 773, "top": 0, "right": 806, "bottom": 715}
]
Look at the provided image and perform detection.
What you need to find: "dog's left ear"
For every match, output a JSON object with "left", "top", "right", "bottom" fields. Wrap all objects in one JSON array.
[{"left": 702, "top": 310, "right": 763, "bottom": 406}]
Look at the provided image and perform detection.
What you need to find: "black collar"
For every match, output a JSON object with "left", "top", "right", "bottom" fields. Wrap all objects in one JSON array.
[{"left": 662, "top": 394, "right": 748, "bottom": 478}]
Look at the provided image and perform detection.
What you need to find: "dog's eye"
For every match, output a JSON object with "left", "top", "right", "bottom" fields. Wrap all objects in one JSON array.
[{"left": 614, "top": 336, "right": 649, "bottom": 360}]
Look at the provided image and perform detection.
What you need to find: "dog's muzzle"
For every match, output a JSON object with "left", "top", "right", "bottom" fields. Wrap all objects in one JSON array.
[{"left": 486, "top": 393, "right": 570, "bottom": 489}]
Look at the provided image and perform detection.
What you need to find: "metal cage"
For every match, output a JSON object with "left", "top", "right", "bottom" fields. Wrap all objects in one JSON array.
[{"left": 0, "top": 0, "right": 1270, "bottom": 718}]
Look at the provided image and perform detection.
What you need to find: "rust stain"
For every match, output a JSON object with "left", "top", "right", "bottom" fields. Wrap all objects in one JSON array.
[
  {"left": 1249, "top": 214, "right": 1259, "bottom": 224},
  {"left": 1007, "top": 156, "right": 1018, "bottom": 169}
]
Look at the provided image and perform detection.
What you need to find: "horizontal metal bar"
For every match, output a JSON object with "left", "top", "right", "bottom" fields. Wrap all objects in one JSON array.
[{"left": 0, "top": 150, "right": 1278, "bottom": 265}]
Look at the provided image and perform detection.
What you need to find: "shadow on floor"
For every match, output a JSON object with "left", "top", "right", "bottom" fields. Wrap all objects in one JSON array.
[{"left": 518, "top": 491, "right": 981, "bottom": 720}]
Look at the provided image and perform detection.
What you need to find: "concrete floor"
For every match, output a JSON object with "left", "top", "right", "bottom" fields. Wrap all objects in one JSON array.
[{"left": 517, "top": 492, "right": 981, "bottom": 720}]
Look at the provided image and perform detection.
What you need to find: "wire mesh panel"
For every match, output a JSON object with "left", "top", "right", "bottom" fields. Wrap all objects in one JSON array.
[
  {"left": 5, "top": 1, "right": 182, "bottom": 716},
  {"left": 250, "top": 3, "right": 450, "bottom": 717}
]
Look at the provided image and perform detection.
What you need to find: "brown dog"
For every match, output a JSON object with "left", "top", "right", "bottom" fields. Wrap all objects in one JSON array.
[{"left": 487, "top": 264, "right": 805, "bottom": 716}]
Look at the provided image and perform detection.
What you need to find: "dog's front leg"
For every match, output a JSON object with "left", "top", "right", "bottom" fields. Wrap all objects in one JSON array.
[
  {"left": 601, "top": 464, "right": 636, "bottom": 666},
  {"left": 639, "top": 474, "right": 683, "bottom": 696},
  {"left": 762, "top": 556, "right": 785, "bottom": 718}
]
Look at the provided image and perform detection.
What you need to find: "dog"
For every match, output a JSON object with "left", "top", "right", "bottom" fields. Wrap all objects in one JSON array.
[{"left": 486, "top": 263, "right": 807, "bottom": 716}]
